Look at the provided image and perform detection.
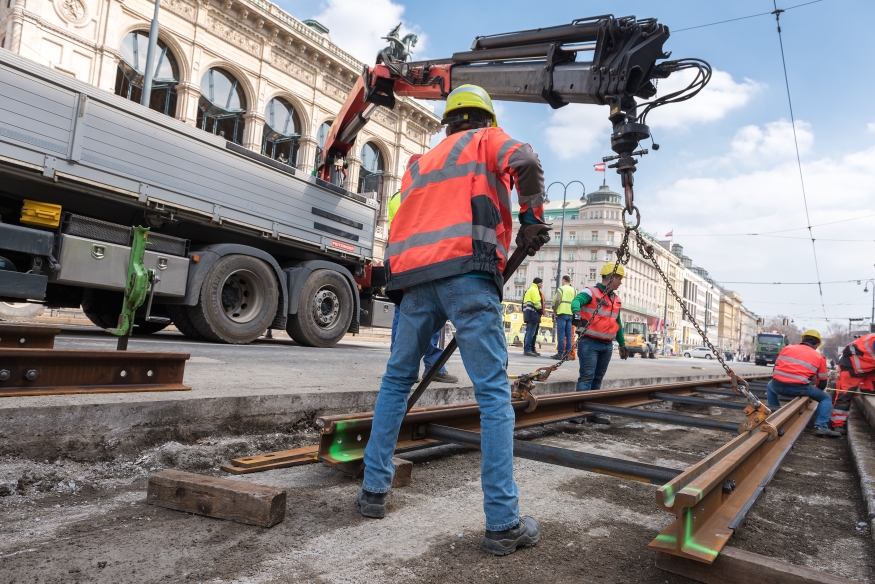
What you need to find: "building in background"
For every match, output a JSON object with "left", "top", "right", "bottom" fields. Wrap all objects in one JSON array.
[
  {"left": 0, "top": 0, "right": 440, "bottom": 259},
  {"left": 718, "top": 290, "right": 744, "bottom": 357}
]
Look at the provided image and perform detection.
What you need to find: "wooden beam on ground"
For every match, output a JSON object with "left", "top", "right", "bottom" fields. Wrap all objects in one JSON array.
[
  {"left": 655, "top": 548, "right": 858, "bottom": 584},
  {"left": 147, "top": 469, "right": 285, "bottom": 527}
]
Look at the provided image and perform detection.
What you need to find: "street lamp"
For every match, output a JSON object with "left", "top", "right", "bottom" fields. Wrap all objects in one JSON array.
[
  {"left": 545, "top": 180, "right": 585, "bottom": 292},
  {"left": 864, "top": 279, "right": 875, "bottom": 332}
]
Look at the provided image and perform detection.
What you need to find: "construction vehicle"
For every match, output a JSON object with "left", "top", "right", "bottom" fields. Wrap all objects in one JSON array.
[
  {"left": 624, "top": 321, "right": 657, "bottom": 358},
  {"left": 755, "top": 332, "right": 788, "bottom": 366},
  {"left": 0, "top": 15, "right": 705, "bottom": 347}
]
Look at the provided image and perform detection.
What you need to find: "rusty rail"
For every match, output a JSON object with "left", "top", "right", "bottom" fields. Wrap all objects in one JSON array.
[
  {"left": 0, "top": 349, "right": 190, "bottom": 396},
  {"left": 0, "top": 324, "right": 60, "bottom": 349}
]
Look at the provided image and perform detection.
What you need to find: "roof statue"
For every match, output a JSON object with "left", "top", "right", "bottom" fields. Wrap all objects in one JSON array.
[{"left": 378, "top": 23, "right": 418, "bottom": 63}]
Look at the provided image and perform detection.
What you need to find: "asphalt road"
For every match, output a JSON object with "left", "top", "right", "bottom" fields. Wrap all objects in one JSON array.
[{"left": 39, "top": 326, "right": 767, "bottom": 400}]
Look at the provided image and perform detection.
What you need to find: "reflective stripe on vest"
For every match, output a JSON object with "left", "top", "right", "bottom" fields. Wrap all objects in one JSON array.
[
  {"left": 386, "top": 127, "right": 522, "bottom": 291},
  {"left": 555, "top": 285, "right": 576, "bottom": 315},
  {"left": 848, "top": 334, "right": 875, "bottom": 376},
  {"left": 773, "top": 344, "right": 826, "bottom": 385},
  {"left": 578, "top": 286, "right": 621, "bottom": 341}
]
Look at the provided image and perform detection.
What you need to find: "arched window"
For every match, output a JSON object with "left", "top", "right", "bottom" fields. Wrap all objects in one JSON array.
[
  {"left": 262, "top": 97, "right": 301, "bottom": 166},
  {"left": 196, "top": 68, "right": 246, "bottom": 144},
  {"left": 114, "top": 31, "right": 178, "bottom": 116},
  {"left": 359, "top": 142, "right": 385, "bottom": 196},
  {"left": 314, "top": 121, "right": 332, "bottom": 168}
]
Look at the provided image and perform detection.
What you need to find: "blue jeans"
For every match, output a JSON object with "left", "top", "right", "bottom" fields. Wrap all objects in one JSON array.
[
  {"left": 364, "top": 275, "right": 519, "bottom": 530},
  {"left": 556, "top": 314, "right": 573, "bottom": 356},
  {"left": 766, "top": 379, "right": 832, "bottom": 427},
  {"left": 391, "top": 306, "right": 447, "bottom": 373},
  {"left": 576, "top": 336, "right": 613, "bottom": 391},
  {"left": 524, "top": 319, "right": 539, "bottom": 353}
]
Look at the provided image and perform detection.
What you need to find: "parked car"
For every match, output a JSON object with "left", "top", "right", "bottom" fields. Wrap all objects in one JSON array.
[{"left": 684, "top": 347, "right": 714, "bottom": 359}]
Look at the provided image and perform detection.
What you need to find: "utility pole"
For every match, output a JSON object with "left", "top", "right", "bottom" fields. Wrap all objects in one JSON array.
[
  {"left": 865, "top": 280, "right": 875, "bottom": 332},
  {"left": 140, "top": 0, "right": 162, "bottom": 107}
]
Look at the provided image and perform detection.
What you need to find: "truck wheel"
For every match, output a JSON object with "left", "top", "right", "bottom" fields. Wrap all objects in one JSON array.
[
  {"left": 81, "top": 289, "right": 169, "bottom": 335},
  {"left": 286, "top": 269, "right": 353, "bottom": 348},
  {"left": 166, "top": 304, "right": 206, "bottom": 340},
  {"left": 186, "top": 255, "right": 278, "bottom": 344},
  {"left": 0, "top": 301, "right": 44, "bottom": 321}
]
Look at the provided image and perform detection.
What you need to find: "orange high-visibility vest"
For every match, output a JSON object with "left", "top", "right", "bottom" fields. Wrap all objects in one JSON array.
[
  {"left": 385, "top": 127, "right": 524, "bottom": 292},
  {"left": 578, "top": 286, "right": 621, "bottom": 341},
  {"left": 845, "top": 334, "right": 875, "bottom": 376},
  {"left": 772, "top": 343, "right": 828, "bottom": 385}
]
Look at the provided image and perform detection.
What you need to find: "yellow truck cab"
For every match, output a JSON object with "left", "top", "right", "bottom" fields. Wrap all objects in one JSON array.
[{"left": 624, "top": 321, "right": 657, "bottom": 359}]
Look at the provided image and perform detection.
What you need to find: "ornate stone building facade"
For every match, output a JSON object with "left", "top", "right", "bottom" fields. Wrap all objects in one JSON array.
[{"left": 0, "top": 0, "right": 440, "bottom": 258}]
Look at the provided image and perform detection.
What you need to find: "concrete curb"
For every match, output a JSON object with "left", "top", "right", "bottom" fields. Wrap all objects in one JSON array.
[
  {"left": 1, "top": 373, "right": 734, "bottom": 461},
  {"left": 848, "top": 398, "right": 875, "bottom": 541}
]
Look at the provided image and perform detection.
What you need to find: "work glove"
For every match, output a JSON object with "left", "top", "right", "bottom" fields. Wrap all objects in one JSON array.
[
  {"left": 618, "top": 346, "right": 629, "bottom": 360},
  {"left": 516, "top": 229, "right": 551, "bottom": 257},
  {"left": 572, "top": 312, "right": 581, "bottom": 327}
]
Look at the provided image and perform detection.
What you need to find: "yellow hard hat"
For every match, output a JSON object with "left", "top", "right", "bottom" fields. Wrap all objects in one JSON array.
[
  {"left": 802, "top": 329, "right": 822, "bottom": 344},
  {"left": 600, "top": 262, "right": 625, "bottom": 278},
  {"left": 442, "top": 84, "right": 498, "bottom": 127}
]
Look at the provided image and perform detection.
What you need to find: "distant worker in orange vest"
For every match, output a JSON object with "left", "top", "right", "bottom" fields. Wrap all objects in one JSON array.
[
  {"left": 830, "top": 333, "right": 875, "bottom": 434},
  {"left": 767, "top": 329, "right": 839, "bottom": 437},
  {"left": 570, "top": 262, "right": 628, "bottom": 424},
  {"left": 356, "top": 84, "right": 550, "bottom": 556}
]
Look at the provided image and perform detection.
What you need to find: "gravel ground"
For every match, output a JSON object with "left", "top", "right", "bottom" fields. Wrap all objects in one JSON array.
[{"left": 2, "top": 400, "right": 873, "bottom": 584}]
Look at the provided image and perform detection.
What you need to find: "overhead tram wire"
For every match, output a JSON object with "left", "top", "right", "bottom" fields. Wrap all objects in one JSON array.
[
  {"left": 771, "top": 1, "right": 828, "bottom": 322},
  {"left": 673, "top": 212, "right": 875, "bottom": 237},
  {"left": 673, "top": 0, "right": 824, "bottom": 33}
]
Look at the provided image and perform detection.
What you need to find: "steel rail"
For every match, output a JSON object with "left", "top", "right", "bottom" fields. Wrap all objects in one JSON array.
[
  {"left": 647, "top": 395, "right": 815, "bottom": 563},
  {"left": 0, "top": 324, "right": 60, "bottom": 349},
  {"left": 425, "top": 424, "right": 682, "bottom": 485},
  {"left": 652, "top": 392, "right": 748, "bottom": 411},
  {"left": 0, "top": 349, "right": 191, "bottom": 396},
  {"left": 582, "top": 404, "right": 740, "bottom": 432}
]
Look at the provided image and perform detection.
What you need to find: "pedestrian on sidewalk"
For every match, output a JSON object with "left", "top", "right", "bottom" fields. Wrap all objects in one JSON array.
[
  {"left": 357, "top": 85, "right": 549, "bottom": 556},
  {"left": 522, "top": 278, "right": 545, "bottom": 356},
  {"left": 550, "top": 274, "right": 576, "bottom": 359},
  {"left": 766, "top": 330, "right": 840, "bottom": 437},
  {"left": 569, "top": 262, "right": 627, "bottom": 424}
]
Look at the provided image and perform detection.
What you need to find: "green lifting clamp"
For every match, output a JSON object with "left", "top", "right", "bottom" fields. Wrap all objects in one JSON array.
[{"left": 108, "top": 226, "right": 168, "bottom": 350}]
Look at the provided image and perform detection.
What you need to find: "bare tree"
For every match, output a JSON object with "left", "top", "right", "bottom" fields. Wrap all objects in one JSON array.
[
  {"left": 762, "top": 316, "right": 802, "bottom": 345},
  {"left": 820, "top": 322, "right": 850, "bottom": 363}
]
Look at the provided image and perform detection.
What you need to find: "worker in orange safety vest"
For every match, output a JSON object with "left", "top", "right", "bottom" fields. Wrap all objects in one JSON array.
[
  {"left": 357, "top": 84, "right": 550, "bottom": 556},
  {"left": 767, "top": 329, "right": 840, "bottom": 437},
  {"left": 830, "top": 333, "right": 875, "bottom": 434}
]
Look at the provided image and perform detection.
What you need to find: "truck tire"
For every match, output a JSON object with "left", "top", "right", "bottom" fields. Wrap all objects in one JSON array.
[
  {"left": 166, "top": 304, "right": 206, "bottom": 341},
  {"left": 0, "top": 301, "right": 44, "bottom": 321},
  {"left": 81, "top": 289, "right": 170, "bottom": 335},
  {"left": 186, "top": 254, "right": 278, "bottom": 344},
  {"left": 286, "top": 269, "right": 353, "bottom": 348}
]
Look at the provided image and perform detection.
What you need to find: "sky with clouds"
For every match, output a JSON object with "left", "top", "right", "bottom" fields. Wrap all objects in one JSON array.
[{"left": 276, "top": 0, "right": 875, "bottom": 332}]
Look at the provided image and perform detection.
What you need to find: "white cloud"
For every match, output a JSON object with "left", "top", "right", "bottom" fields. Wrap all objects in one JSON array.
[
  {"left": 645, "top": 120, "right": 875, "bottom": 323},
  {"left": 869, "top": 121, "right": 875, "bottom": 133},
  {"left": 543, "top": 69, "right": 763, "bottom": 161},
  {"left": 312, "top": 0, "right": 426, "bottom": 65}
]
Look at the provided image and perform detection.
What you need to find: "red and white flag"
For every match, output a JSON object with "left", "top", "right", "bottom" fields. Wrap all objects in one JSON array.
[
  {"left": 665, "top": 229, "right": 673, "bottom": 237},
  {"left": 593, "top": 162, "right": 605, "bottom": 172}
]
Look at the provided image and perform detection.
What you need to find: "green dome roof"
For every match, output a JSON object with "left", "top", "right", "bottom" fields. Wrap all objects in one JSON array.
[{"left": 583, "top": 184, "right": 621, "bottom": 205}]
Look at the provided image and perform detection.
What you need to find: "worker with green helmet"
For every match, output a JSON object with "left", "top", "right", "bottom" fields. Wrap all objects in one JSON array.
[
  {"left": 569, "top": 262, "right": 627, "bottom": 423},
  {"left": 359, "top": 83, "right": 547, "bottom": 557}
]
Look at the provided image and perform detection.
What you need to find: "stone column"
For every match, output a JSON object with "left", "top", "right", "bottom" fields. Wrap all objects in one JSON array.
[
  {"left": 176, "top": 81, "right": 202, "bottom": 126},
  {"left": 297, "top": 135, "right": 317, "bottom": 174},
  {"left": 345, "top": 151, "right": 361, "bottom": 194},
  {"left": 242, "top": 112, "right": 265, "bottom": 152}
]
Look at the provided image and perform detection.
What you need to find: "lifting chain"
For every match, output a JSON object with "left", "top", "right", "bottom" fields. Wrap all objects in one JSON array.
[{"left": 632, "top": 230, "right": 777, "bottom": 438}]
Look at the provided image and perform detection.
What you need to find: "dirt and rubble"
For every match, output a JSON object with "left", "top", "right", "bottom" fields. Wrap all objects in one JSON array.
[{"left": 1, "top": 405, "right": 874, "bottom": 584}]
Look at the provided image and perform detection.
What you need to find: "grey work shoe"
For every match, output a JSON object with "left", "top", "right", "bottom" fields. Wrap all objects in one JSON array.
[
  {"left": 482, "top": 516, "right": 541, "bottom": 556},
  {"left": 524, "top": 351, "right": 539, "bottom": 357},
  {"left": 355, "top": 488, "right": 387, "bottom": 518},
  {"left": 814, "top": 425, "right": 841, "bottom": 438},
  {"left": 835, "top": 425, "right": 847, "bottom": 435},
  {"left": 590, "top": 414, "right": 611, "bottom": 425},
  {"left": 424, "top": 369, "right": 459, "bottom": 384},
  {"left": 549, "top": 353, "right": 563, "bottom": 360}
]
